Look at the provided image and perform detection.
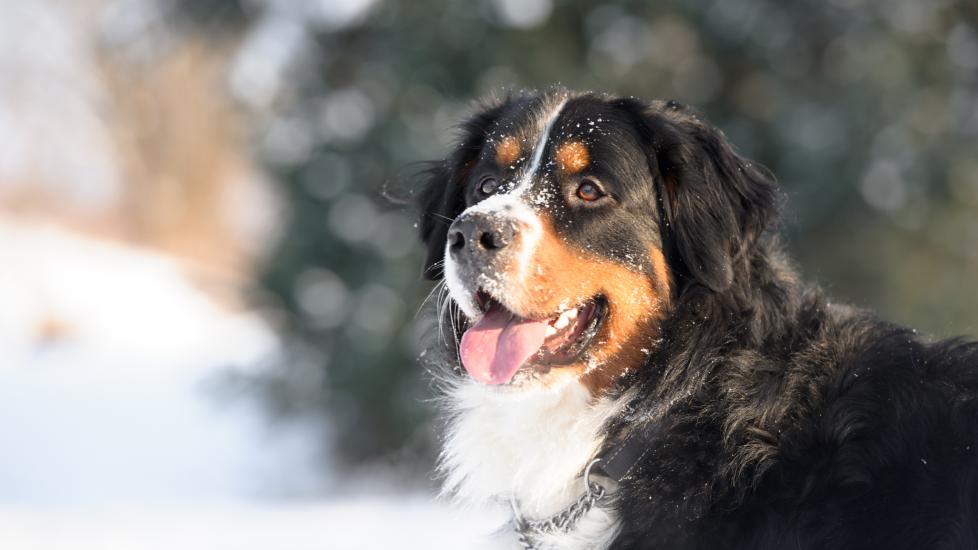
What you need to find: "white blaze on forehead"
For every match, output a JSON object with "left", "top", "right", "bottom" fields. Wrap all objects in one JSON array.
[
  {"left": 516, "top": 97, "right": 568, "bottom": 194},
  {"left": 442, "top": 95, "right": 567, "bottom": 313}
]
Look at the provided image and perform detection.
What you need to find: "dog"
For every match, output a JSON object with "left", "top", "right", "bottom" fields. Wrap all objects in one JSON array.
[{"left": 415, "top": 88, "right": 978, "bottom": 549}]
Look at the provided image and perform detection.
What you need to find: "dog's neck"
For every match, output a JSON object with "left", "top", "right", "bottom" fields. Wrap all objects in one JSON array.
[{"left": 440, "top": 377, "right": 625, "bottom": 548}]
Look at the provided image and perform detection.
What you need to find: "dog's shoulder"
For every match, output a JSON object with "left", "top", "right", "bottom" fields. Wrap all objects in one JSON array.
[{"left": 611, "top": 296, "right": 978, "bottom": 549}]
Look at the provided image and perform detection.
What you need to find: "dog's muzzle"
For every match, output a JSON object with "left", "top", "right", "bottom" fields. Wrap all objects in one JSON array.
[{"left": 448, "top": 211, "right": 520, "bottom": 276}]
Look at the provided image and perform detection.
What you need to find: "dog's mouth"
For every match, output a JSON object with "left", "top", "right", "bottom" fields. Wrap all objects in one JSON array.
[{"left": 458, "top": 290, "right": 607, "bottom": 385}]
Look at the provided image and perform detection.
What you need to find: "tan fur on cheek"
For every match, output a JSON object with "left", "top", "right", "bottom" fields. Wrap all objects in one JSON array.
[
  {"left": 650, "top": 246, "right": 671, "bottom": 298},
  {"left": 495, "top": 136, "right": 521, "bottom": 167},
  {"left": 504, "top": 225, "right": 672, "bottom": 395}
]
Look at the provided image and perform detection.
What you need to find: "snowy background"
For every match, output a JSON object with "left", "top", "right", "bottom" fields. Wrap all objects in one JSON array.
[
  {"left": 1, "top": 0, "right": 976, "bottom": 548},
  {"left": 0, "top": 0, "right": 504, "bottom": 548},
  {"left": 0, "top": 223, "right": 504, "bottom": 548}
]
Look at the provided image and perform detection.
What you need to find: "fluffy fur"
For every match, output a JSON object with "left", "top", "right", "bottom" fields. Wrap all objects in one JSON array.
[
  {"left": 416, "top": 88, "right": 978, "bottom": 549},
  {"left": 440, "top": 376, "right": 625, "bottom": 549}
]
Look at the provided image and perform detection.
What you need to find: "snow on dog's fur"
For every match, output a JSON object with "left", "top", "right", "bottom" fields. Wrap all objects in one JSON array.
[{"left": 417, "top": 89, "right": 978, "bottom": 549}]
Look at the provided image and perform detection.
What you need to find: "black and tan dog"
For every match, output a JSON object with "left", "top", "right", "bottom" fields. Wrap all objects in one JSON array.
[{"left": 416, "top": 88, "right": 978, "bottom": 549}]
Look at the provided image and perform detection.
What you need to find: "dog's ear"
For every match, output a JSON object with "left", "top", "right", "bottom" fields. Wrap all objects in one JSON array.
[
  {"left": 416, "top": 101, "right": 507, "bottom": 280},
  {"left": 620, "top": 99, "right": 779, "bottom": 293}
]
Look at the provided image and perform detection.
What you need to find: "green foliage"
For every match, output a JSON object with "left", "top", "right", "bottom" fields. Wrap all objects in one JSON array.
[{"left": 180, "top": 0, "right": 978, "bottom": 468}]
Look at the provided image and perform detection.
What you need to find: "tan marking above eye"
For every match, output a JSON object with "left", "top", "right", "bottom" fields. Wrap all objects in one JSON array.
[
  {"left": 494, "top": 136, "right": 521, "bottom": 167},
  {"left": 555, "top": 141, "right": 590, "bottom": 175}
]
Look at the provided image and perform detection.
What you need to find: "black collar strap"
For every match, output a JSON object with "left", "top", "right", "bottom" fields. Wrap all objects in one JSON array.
[
  {"left": 510, "top": 422, "right": 660, "bottom": 549},
  {"left": 588, "top": 421, "right": 661, "bottom": 489}
]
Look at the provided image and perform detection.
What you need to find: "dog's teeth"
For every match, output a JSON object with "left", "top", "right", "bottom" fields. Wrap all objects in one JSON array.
[
  {"left": 545, "top": 325, "right": 557, "bottom": 337},
  {"left": 566, "top": 308, "right": 578, "bottom": 319},
  {"left": 554, "top": 315, "right": 570, "bottom": 329}
]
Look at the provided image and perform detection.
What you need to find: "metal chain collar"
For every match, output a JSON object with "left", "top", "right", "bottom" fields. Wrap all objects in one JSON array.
[{"left": 510, "top": 459, "right": 609, "bottom": 550}]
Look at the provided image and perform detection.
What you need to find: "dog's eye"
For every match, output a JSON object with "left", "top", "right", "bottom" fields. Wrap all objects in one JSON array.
[
  {"left": 576, "top": 179, "right": 605, "bottom": 202},
  {"left": 478, "top": 176, "right": 499, "bottom": 196}
]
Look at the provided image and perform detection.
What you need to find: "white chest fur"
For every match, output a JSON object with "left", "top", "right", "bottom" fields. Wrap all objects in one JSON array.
[{"left": 440, "top": 378, "right": 624, "bottom": 549}]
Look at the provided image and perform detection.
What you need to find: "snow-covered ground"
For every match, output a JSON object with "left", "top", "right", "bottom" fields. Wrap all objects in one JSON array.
[
  {"left": 0, "top": 2, "right": 508, "bottom": 546},
  {"left": 0, "top": 500, "right": 506, "bottom": 550},
  {"left": 0, "top": 220, "right": 506, "bottom": 549}
]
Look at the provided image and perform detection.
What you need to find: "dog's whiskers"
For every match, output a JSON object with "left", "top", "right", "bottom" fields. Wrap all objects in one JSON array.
[
  {"left": 449, "top": 299, "right": 463, "bottom": 368},
  {"left": 417, "top": 279, "right": 446, "bottom": 319},
  {"left": 436, "top": 281, "right": 452, "bottom": 346},
  {"left": 423, "top": 259, "right": 446, "bottom": 278},
  {"left": 428, "top": 212, "right": 456, "bottom": 224}
]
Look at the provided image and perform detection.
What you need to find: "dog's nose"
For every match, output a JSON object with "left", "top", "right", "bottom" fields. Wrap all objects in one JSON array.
[{"left": 448, "top": 213, "right": 517, "bottom": 259}]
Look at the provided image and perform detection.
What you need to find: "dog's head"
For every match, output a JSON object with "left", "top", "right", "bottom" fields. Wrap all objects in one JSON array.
[{"left": 418, "top": 89, "right": 777, "bottom": 394}]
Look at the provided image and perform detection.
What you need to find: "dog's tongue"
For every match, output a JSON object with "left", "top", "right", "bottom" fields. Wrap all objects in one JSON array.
[{"left": 459, "top": 304, "right": 548, "bottom": 385}]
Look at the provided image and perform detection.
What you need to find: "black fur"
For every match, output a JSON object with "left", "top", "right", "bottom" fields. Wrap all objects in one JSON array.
[
  {"left": 617, "top": 97, "right": 781, "bottom": 294},
  {"left": 418, "top": 101, "right": 505, "bottom": 279},
  {"left": 416, "top": 90, "right": 978, "bottom": 549}
]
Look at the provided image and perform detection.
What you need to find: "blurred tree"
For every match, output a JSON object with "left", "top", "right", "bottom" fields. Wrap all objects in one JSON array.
[{"left": 172, "top": 0, "right": 978, "bottom": 471}]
